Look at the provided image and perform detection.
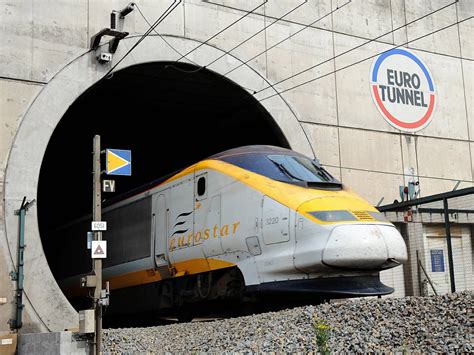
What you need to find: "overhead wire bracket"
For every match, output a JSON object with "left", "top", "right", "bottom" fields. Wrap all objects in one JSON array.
[
  {"left": 90, "top": 28, "right": 129, "bottom": 54},
  {"left": 90, "top": 3, "right": 135, "bottom": 55}
]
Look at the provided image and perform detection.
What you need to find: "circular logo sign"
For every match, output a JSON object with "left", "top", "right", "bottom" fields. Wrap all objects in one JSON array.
[{"left": 370, "top": 48, "right": 436, "bottom": 132}]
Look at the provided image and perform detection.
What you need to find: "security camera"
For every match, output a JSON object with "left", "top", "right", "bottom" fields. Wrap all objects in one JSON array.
[{"left": 97, "top": 52, "right": 112, "bottom": 63}]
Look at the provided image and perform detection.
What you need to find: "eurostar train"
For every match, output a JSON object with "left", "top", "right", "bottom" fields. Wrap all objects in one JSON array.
[{"left": 57, "top": 145, "right": 407, "bottom": 321}]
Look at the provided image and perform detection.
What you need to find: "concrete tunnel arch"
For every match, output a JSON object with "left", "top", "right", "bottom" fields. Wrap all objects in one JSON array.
[{"left": 2, "top": 35, "right": 314, "bottom": 332}]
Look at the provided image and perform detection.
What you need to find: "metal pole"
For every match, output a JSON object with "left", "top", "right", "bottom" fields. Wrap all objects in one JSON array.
[
  {"left": 416, "top": 250, "right": 422, "bottom": 296},
  {"left": 9, "top": 198, "right": 35, "bottom": 330},
  {"left": 93, "top": 135, "right": 103, "bottom": 354},
  {"left": 9, "top": 198, "right": 27, "bottom": 330},
  {"left": 443, "top": 198, "right": 456, "bottom": 293},
  {"left": 15, "top": 207, "right": 25, "bottom": 328},
  {"left": 417, "top": 257, "right": 438, "bottom": 295}
]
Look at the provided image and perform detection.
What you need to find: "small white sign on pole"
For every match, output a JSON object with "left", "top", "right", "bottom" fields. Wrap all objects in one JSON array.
[
  {"left": 102, "top": 179, "right": 116, "bottom": 192},
  {"left": 91, "top": 240, "right": 107, "bottom": 259},
  {"left": 91, "top": 221, "right": 107, "bottom": 231}
]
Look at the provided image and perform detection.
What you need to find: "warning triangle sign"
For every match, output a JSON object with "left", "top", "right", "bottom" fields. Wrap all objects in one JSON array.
[
  {"left": 91, "top": 241, "right": 107, "bottom": 259},
  {"left": 94, "top": 245, "right": 104, "bottom": 255},
  {"left": 107, "top": 150, "right": 129, "bottom": 174}
]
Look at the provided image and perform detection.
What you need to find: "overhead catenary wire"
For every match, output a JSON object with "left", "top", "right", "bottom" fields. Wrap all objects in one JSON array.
[
  {"left": 134, "top": 3, "right": 210, "bottom": 76},
  {"left": 206, "top": 0, "right": 407, "bottom": 48},
  {"left": 131, "top": 0, "right": 346, "bottom": 95},
  {"left": 257, "top": 15, "right": 473, "bottom": 102},
  {"left": 253, "top": 0, "right": 459, "bottom": 95},
  {"left": 134, "top": 2, "right": 201, "bottom": 68},
  {"left": 164, "top": 0, "right": 308, "bottom": 75},
  {"left": 203, "top": 0, "right": 308, "bottom": 70},
  {"left": 133, "top": 0, "right": 270, "bottom": 93},
  {"left": 133, "top": 0, "right": 276, "bottom": 94},
  {"left": 110, "top": 0, "right": 465, "bottom": 98},
  {"left": 223, "top": 0, "right": 352, "bottom": 77},
  {"left": 104, "top": 0, "right": 182, "bottom": 79},
  {"left": 175, "top": 0, "right": 269, "bottom": 63}
]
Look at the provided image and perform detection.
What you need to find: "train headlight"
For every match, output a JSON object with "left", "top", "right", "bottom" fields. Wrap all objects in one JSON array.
[{"left": 308, "top": 210, "right": 357, "bottom": 222}]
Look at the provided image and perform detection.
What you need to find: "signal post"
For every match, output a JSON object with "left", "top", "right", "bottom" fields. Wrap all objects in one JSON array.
[
  {"left": 92, "top": 135, "right": 103, "bottom": 355},
  {"left": 89, "top": 135, "right": 131, "bottom": 354}
]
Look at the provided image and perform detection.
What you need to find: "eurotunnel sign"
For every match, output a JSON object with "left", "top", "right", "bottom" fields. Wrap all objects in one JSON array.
[
  {"left": 370, "top": 48, "right": 436, "bottom": 132},
  {"left": 106, "top": 148, "right": 132, "bottom": 176}
]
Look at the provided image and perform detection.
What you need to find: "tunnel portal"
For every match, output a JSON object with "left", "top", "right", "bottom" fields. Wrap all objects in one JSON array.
[{"left": 38, "top": 61, "right": 290, "bottom": 287}]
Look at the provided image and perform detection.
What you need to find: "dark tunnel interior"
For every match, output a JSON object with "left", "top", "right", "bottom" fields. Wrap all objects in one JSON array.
[{"left": 38, "top": 61, "right": 290, "bottom": 281}]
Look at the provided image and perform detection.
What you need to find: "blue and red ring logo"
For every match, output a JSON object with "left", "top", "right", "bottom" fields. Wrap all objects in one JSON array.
[{"left": 371, "top": 48, "right": 436, "bottom": 132}]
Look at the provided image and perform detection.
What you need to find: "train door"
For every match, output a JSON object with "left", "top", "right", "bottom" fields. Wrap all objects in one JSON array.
[
  {"left": 195, "top": 172, "right": 224, "bottom": 256},
  {"left": 259, "top": 195, "right": 293, "bottom": 282},
  {"left": 261, "top": 196, "right": 290, "bottom": 245},
  {"left": 168, "top": 177, "right": 195, "bottom": 265},
  {"left": 152, "top": 191, "right": 171, "bottom": 277}
]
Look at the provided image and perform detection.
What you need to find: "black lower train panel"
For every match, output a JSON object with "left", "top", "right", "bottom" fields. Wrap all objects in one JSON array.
[
  {"left": 71, "top": 273, "right": 393, "bottom": 326},
  {"left": 246, "top": 275, "right": 394, "bottom": 297}
]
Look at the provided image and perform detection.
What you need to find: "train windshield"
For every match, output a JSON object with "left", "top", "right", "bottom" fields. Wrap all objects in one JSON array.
[
  {"left": 267, "top": 155, "right": 336, "bottom": 183},
  {"left": 217, "top": 152, "right": 341, "bottom": 188}
]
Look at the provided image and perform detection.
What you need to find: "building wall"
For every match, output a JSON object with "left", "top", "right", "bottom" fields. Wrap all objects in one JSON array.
[
  {"left": 1, "top": 0, "right": 472, "bottom": 212},
  {"left": 382, "top": 202, "right": 474, "bottom": 298},
  {"left": 0, "top": 0, "right": 473, "bottom": 331}
]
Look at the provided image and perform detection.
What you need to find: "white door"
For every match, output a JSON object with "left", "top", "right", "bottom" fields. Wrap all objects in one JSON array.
[
  {"left": 193, "top": 172, "right": 217, "bottom": 259},
  {"left": 168, "top": 177, "right": 194, "bottom": 264},
  {"left": 426, "top": 236, "right": 453, "bottom": 294},
  {"left": 153, "top": 193, "right": 169, "bottom": 267},
  {"left": 425, "top": 240, "right": 469, "bottom": 296},
  {"left": 262, "top": 196, "right": 290, "bottom": 245},
  {"left": 202, "top": 195, "right": 224, "bottom": 256}
]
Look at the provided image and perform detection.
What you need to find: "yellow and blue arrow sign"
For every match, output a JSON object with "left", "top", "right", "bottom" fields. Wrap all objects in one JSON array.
[{"left": 106, "top": 149, "right": 131, "bottom": 176}]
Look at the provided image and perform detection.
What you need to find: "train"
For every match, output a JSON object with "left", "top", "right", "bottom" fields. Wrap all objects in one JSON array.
[{"left": 56, "top": 145, "right": 407, "bottom": 321}]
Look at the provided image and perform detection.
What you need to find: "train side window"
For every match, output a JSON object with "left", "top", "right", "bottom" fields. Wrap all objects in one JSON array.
[
  {"left": 196, "top": 175, "right": 207, "bottom": 199},
  {"left": 197, "top": 177, "right": 206, "bottom": 195}
]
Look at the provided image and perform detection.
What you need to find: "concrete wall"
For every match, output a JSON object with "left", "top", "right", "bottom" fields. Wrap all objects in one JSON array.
[
  {"left": 18, "top": 331, "right": 87, "bottom": 355},
  {"left": 0, "top": 0, "right": 472, "bottom": 332}
]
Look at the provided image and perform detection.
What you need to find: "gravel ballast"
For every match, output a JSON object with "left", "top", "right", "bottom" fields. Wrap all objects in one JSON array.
[{"left": 103, "top": 292, "right": 473, "bottom": 353}]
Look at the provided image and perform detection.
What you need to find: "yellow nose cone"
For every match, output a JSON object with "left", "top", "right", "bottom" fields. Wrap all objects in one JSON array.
[{"left": 298, "top": 193, "right": 376, "bottom": 215}]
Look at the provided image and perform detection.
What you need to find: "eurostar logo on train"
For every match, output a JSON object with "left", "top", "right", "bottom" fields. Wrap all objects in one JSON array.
[
  {"left": 168, "top": 210, "right": 240, "bottom": 251},
  {"left": 169, "top": 222, "right": 241, "bottom": 251},
  {"left": 370, "top": 48, "right": 436, "bottom": 132}
]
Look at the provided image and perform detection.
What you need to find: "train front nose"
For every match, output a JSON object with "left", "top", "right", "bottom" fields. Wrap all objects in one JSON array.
[{"left": 322, "top": 224, "right": 407, "bottom": 269}]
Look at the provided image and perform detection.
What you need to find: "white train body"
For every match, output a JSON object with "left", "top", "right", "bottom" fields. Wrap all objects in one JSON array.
[{"left": 59, "top": 146, "right": 407, "bottom": 317}]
